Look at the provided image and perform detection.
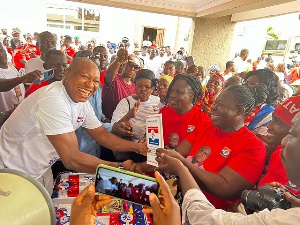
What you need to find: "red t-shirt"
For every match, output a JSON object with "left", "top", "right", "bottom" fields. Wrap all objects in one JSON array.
[
  {"left": 258, "top": 146, "right": 300, "bottom": 196},
  {"left": 100, "top": 69, "right": 107, "bottom": 86},
  {"left": 23, "top": 44, "right": 41, "bottom": 59},
  {"left": 186, "top": 125, "right": 266, "bottom": 210},
  {"left": 66, "top": 47, "right": 76, "bottom": 64},
  {"left": 13, "top": 48, "right": 30, "bottom": 69},
  {"left": 102, "top": 74, "right": 135, "bottom": 120},
  {"left": 25, "top": 80, "right": 51, "bottom": 98},
  {"left": 6, "top": 47, "right": 13, "bottom": 56},
  {"left": 159, "top": 106, "right": 211, "bottom": 146}
]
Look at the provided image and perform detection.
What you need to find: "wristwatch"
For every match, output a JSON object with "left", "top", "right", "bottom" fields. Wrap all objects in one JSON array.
[
  {"left": 118, "top": 162, "right": 124, "bottom": 169},
  {"left": 0, "top": 112, "right": 8, "bottom": 122}
]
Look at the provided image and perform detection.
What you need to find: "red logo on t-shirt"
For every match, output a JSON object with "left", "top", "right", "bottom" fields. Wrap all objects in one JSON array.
[
  {"left": 77, "top": 116, "right": 84, "bottom": 122},
  {"left": 285, "top": 181, "right": 300, "bottom": 192},
  {"left": 187, "top": 125, "right": 195, "bottom": 132},
  {"left": 152, "top": 105, "right": 159, "bottom": 112},
  {"left": 220, "top": 147, "right": 231, "bottom": 158}
]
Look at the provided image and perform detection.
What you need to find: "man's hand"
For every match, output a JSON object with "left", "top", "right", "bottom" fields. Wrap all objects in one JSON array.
[
  {"left": 21, "top": 70, "right": 42, "bottom": 83},
  {"left": 156, "top": 152, "right": 184, "bottom": 176},
  {"left": 111, "top": 122, "right": 134, "bottom": 137},
  {"left": 156, "top": 148, "right": 184, "bottom": 161},
  {"left": 130, "top": 162, "right": 156, "bottom": 174},
  {"left": 142, "top": 171, "right": 181, "bottom": 225},
  {"left": 122, "top": 160, "right": 133, "bottom": 171},
  {"left": 116, "top": 48, "right": 129, "bottom": 64},
  {"left": 130, "top": 163, "right": 144, "bottom": 174},
  {"left": 135, "top": 141, "right": 150, "bottom": 156},
  {"left": 70, "top": 184, "right": 111, "bottom": 225},
  {"left": 270, "top": 182, "right": 300, "bottom": 208}
]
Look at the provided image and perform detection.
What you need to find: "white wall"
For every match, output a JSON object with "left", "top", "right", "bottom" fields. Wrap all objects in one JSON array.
[
  {"left": 0, "top": 0, "right": 47, "bottom": 34},
  {"left": 0, "top": 0, "right": 192, "bottom": 53},
  {"left": 230, "top": 12, "right": 300, "bottom": 63}
]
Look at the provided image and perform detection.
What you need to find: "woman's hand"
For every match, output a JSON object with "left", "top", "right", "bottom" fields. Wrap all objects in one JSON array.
[
  {"left": 70, "top": 184, "right": 111, "bottom": 225},
  {"left": 270, "top": 182, "right": 300, "bottom": 208},
  {"left": 156, "top": 148, "right": 184, "bottom": 161},
  {"left": 127, "top": 99, "right": 140, "bottom": 119},
  {"left": 156, "top": 152, "right": 184, "bottom": 176},
  {"left": 142, "top": 171, "right": 181, "bottom": 225}
]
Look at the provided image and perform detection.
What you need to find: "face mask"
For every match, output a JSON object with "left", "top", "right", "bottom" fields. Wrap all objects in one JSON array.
[{"left": 176, "top": 55, "right": 182, "bottom": 60}]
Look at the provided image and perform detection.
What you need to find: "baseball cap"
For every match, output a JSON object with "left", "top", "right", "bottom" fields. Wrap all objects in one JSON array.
[
  {"left": 273, "top": 96, "right": 300, "bottom": 127},
  {"left": 12, "top": 27, "right": 21, "bottom": 34},
  {"left": 128, "top": 55, "right": 141, "bottom": 66},
  {"left": 122, "top": 37, "right": 129, "bottom": 43},
  {"left": 208, "top": 64, "right": 220, "bottom": 72}
]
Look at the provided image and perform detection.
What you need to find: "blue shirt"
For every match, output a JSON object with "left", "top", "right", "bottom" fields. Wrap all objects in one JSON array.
[{"left": 75, "top": 85, "right": 113, "bottom": 157}]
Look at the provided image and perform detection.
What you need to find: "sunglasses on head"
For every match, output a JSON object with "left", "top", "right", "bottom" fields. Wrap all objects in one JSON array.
[{"left": 127, "top": 62, "right": 140, "bottom": 70}]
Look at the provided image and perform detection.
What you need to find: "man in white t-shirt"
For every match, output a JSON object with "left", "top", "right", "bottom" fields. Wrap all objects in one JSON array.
[
  {"left": 0, "top": 58, "right": 148, "bottom": 194},
  {"left": 221, "top": 61, "right": 235, "bottom": 81},
  {"left": 233, "top": 48, "right": 249, "bottom": 73},
  {"left": 142, "top": 36, "right": 152, "bottom": 48},
  {"left": 0, "top": 42, "right": 41, "bottom": 112}
]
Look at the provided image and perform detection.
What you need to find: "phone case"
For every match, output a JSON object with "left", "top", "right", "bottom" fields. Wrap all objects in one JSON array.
[
  {"left": 95, "top": 164, "right": 161, "bottom": 208},
  {"left": 33, "top": 69, "right": 54, "bottom": 84}
]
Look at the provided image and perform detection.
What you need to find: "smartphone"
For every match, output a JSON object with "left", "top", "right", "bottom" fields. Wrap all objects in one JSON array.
[
  {"left": 186, "top": 56, "right": 195, "bottom": 67},
  {"left": 33, "top": 69, "right": 54, "bottom": 84},
  {"left": 95, "top": 164, "right": 160, "bottom": 207}
]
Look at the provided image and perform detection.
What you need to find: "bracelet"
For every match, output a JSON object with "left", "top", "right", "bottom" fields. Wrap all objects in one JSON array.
[
  {"left": 118, "top": 162, "right": 124, "bottom": 169},
  {"left": 0, "top": 112, "right": 8, "bottom": 122}
]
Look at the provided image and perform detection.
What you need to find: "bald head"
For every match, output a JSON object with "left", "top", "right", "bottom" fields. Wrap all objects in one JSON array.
[
  {"left": 64, "top": 57, "right": 100, "bottom": 103},
  {"left": 68, "top": 57, "right": 99, "bottom": 74}
]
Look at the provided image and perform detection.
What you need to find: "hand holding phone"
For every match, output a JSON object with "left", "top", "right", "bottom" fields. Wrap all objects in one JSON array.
[
  {"left": 95, "top": 164, "right": 160, "bottom": 207},
  {"left": 142, "top": 171, "right": 181, "bottom": 225},
  {"left": 33, "top": 69, "right": 54, "bottom": 84}
]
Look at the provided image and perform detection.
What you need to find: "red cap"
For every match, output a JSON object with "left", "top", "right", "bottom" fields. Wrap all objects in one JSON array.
[{"left": 273, "top": 96, "right": 300, "bottom": 127}]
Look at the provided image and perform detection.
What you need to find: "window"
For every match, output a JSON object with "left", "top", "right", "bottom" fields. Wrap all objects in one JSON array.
[
  {"left": 264, "top": 40, "right": 287, "bottom": 51},
  {"left": 46, "top": 3, "right": 100, "bottom": 32}
]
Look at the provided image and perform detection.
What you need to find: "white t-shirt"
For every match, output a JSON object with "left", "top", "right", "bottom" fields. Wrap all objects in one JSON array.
[
  {"left": 111, "top": 95, "right": 160, "bottom": 141},
  {"left": 4, "top": 46, "right": 12, "bottom": 63},
  {"left": 182, "top": 188, "right": 300, "bottom": 225},
  {"left": 0, "top": 66, "right": 25, "bottom": 111},
  {"left": 233, "top": 56, "right": 248, "bottom": 73},
  {"left": 25, "top": 56, "right": 45, "bottom": 74},
  {"left": 222, "top": 72, "right": 233, "bottom": 81},
  {"left": 156, "top": 55, "right": 168, "bottom": 75},
  {"left": 144, "top": 59, "right": 160, "bottom": 78},
  {"left": 0, "top": 81, "right": 102, "bottom": 178},
  {"left": 142, "top": 40, "right": 151, "bottom": 47}
]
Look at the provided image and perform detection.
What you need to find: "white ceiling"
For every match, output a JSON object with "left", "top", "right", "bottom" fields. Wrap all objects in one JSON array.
[{"left": 74, "top": 0, "right": 297, "bottom": 18}]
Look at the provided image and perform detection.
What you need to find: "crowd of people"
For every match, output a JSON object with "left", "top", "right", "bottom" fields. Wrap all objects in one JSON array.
[{"left": 1, "top": 27, "right": 300, "bottom": 225}]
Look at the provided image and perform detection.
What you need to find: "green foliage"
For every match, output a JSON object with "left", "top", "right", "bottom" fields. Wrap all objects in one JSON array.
[{"left": 267, "top": 26, "right": 279, "bottom": 40}]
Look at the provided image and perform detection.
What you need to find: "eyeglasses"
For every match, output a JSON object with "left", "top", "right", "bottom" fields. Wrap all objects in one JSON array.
[
  {"left": 88, "top": 54, "right": 108, "bottom": 60},
  {"left": 127, "top": 62, "right": 140, "bottom": 71}
]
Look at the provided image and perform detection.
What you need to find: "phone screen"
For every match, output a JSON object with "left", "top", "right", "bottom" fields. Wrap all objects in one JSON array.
[
  {"left": 34, "top": 69, "right": 54, "bottom": 84},
  {"left": 95, "top": 166, "right": 160, "bottom": 207}
]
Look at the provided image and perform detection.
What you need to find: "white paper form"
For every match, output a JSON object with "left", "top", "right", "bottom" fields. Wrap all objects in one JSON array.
[{"left": 146, "top": 114, "right": 164, "bottom": 167}]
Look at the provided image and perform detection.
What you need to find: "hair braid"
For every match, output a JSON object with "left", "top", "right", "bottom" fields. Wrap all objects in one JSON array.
[{"left": 165, "top": 74, "right": 202, "bottom": 105}]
